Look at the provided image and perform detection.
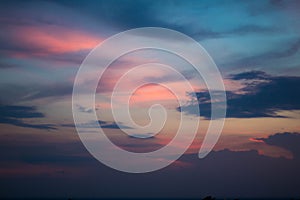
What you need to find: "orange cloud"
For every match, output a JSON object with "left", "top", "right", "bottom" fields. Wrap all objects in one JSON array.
[
  {"left": 130, "top": 83, "right": 178, "bottom": 105},
  {"left": 249, "top": 137, "right": 265, "bottom": 143}
]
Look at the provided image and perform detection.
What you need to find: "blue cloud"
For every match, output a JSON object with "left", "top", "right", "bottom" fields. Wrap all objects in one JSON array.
[
  {"left": 65, "top": 120, "right": 132, "bottom": 130},
  {"left": 0, "top": 104, "right": 56, "bottom": 129},
  {"left": 179, "top": 71, "right": 300, "bottom": 118},
  {"left": 256, "top": 132, "right": 300, "bottom": 160}
]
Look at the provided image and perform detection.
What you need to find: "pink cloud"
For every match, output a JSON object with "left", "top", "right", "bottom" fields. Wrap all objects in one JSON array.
[
  {"left": 3, "top": 25, "right": 102, "bottom": 58},
  {"left": 129, "top": 83, "right": 178, "bottom": 105},
  {"left": 249, "top": 137, "right": 265, "bottom": 143}
]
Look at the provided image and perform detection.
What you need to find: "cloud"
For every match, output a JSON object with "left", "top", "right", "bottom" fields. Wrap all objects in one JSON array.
[
  {"left": 0, "top": 104, "right": 55, "bottom": 129},
  {"left": 255, "top": 132, "right": 300, "bottom": 159},
  {"left": 128, "top": 133, "right": 155, "bottom": 139},
  {"left": 229, "top": 24, "right": 277, "bottom": 35},
  {"left": 193, "top": 24, "right": 277, "bottom": 41},
  {"left": 0, "top": 25, "right": 102, "bottom": 61},
  {"left": 64, "top": 120, "right": 132, "bottom": 130},
  {"left": 53, "top": 0, "right": 167, "bottom": 30},
  {"left": 231, "top": 38, "right": 300, "bottom": 67},
  {"left": 0, "top": 1, "right": 103, "bottom": 63},
  {"left": 0, "top": 61, "right": 18, "bottom": 69},
  {"left": 179, "top": 71, "right": 300, "bottom": 118},
  {"left": 229, "top": 70, "right": 270, "bottom": 80},
  {"left": 76, "top": 105, "right": 93, "bottom": 113},
  {"left": 24, "top": 82, "right": 74, "bottom": 100},
  {"left": 0, "top": 81, "right": 75, "bottom": 105},
  {"left": 100, "top": 121, "right": 132, "bottom": 129},
  {"left": 49, "top": 0, "right": 281, "bottom": 43},
  {"left": 1, "top": 133, "right": 300, "bottom": 198}
]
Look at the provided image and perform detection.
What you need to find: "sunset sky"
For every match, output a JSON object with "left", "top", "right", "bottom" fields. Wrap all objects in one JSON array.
[{"left": 1, "top": 0, "right": 300, "bottom": 198}]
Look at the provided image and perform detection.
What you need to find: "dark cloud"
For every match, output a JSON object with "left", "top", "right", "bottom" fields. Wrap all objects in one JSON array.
[
  {"left": 0, "top": 139, "right": 90, "bottom": 165},
  {"left": 229, "top": 70, "right": 270, "bottom": 80},
  {"left": 179, "top": 71, "right": 300, "bottom": 118},
  {"left": 0, "top": 82, "right": 74, "bottom": 104},
  {"left": 0, "top": 61, "right": 18, "bottom": 69},
  {"left": 256, "top": 132, "right": 300, "bottom": 159},
  {"left": 0, "top": 104, "right": 55, "bottom": 129},
  {"left": 65, "top": 120, "right": 132, "bottom": 130},
  {"left": 1, "top": 132, "right": 300, "bottom": 198},
  {"left": 100, "top": 121, "right": 132, "bottom": 129},
  {"left": 269, "top": 0, "right": 300, "bottom": 11}
]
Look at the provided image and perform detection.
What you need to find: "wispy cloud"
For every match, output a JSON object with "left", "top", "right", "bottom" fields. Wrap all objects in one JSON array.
[
  {"left": 63, "top": 120, "right": 132, "bottom": 130},
  {"left": 0, "top": 25, "right": 102, "bottom": 60}
]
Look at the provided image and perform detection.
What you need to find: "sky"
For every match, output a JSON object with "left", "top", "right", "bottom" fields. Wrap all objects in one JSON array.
[{"left": 0, "top": 0, "right": 300, "bottom": 198}]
